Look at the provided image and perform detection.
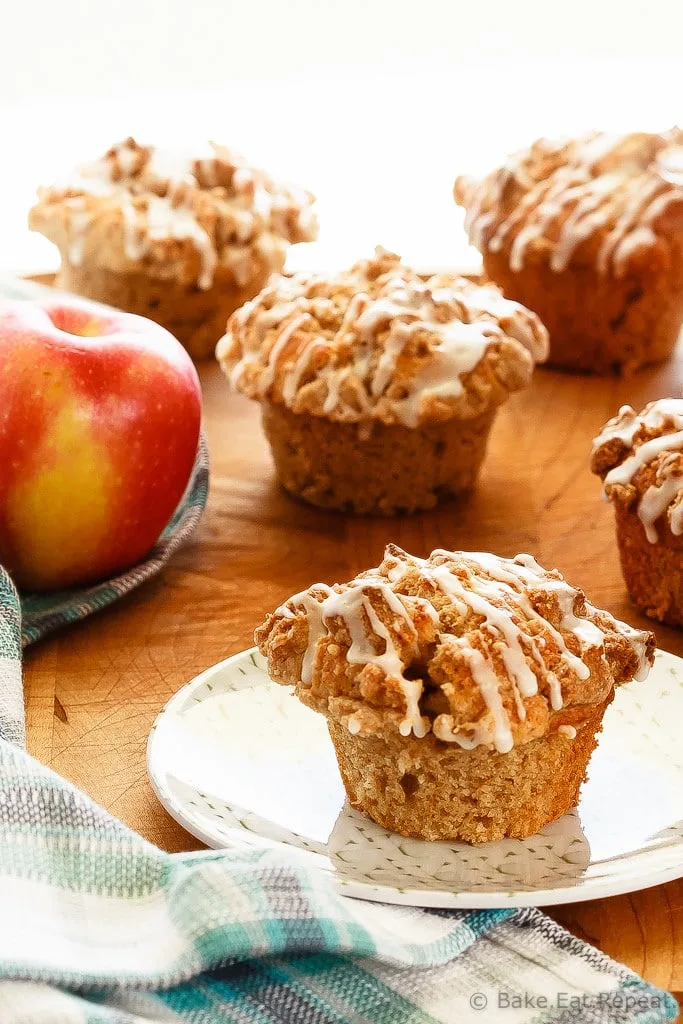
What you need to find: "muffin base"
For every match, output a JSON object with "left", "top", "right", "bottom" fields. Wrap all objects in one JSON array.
[
  {"left": 261, "top": 401, "right": 496, "bottom": 516},
  {"left": 56, "top": 263, "right": 271, "bottom": 361},
  {"left": 615, "top": 504, "right": 683, "bottom": 626},
  {"left": 482, "top": 246, "right": 683, "bottom": 375},
  {"left": 328, "top": 708, "right": 608, "bottom": 843}
]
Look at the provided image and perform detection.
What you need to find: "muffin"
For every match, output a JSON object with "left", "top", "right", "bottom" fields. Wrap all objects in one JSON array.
[
  {"left": 217, "top": 248, "right": 548, "bottom": 515},
  {"left": 592, "top": 399, "right": 683, "bottom": 625},
  {"left": 29, "top": 137, "right": 318, "bottom": 360},
  {"left": 256, "top": 544, "right": 654, "bottom": 843},
  {"left": 454, "top": 130, "right": 683, "bottom": 374}
]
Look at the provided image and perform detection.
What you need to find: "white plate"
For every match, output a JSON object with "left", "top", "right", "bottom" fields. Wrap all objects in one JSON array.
[{"left": 147, "top": 647, "right": 683, "bottom": 908}]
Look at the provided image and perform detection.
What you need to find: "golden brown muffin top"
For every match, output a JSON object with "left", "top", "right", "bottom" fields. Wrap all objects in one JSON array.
[
  {"left": 592, "top": 399, "right": 683, "bottom": 543},
  {"left": 29, "top": 137, "right": 318, "bottom": 291},
  {"left": 217, "top": 248, "right": 548, "bottom": 428},
  {"left": 454, "top": 129, "right": 683, "bottom": 277},
  {"left": 256, "top": 544, "right": 653, "bottom": 750}
]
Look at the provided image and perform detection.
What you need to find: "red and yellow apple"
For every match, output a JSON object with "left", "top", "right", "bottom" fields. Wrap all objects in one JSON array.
[{"left": 0, "top": 299, "right": 202, "bottom": 591}]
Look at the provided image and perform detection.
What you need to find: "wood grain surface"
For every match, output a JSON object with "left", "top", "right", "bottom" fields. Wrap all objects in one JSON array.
[{"left": 23, "top": 354, "right": 683, "bottom": 1010}]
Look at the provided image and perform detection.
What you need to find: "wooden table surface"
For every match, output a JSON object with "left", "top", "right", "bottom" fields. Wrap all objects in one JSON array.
[{"left": 24, "top": 354, "right": 683, "bottom": 1010}]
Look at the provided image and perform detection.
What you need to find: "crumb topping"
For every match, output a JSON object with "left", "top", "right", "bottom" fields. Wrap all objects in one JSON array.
[
  {"left": 29, "top": 137, "right": 318, "bottom": 290},
  {"left": 455, "top": 129, "right": 683, "bottom": 277},
  {"left": 218, "top": 248, "right": 548, "bottom": 427},
  {"left": 592, "top": 399, "right": 683, "bottom": 543},
  {"left": 256, "top": 545, "right": 653, "bottom": 750}
]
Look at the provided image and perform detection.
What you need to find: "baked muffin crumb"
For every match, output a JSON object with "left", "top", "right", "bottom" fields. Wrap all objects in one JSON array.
[
  {"left": 218, "top": 249, "right": 547, "bottom": 515},
  {"left": 456, "top": 130, "right": 683, "bottom": 279},
  {"left": 258, "top": 545, "right": 652, "bottom": 747},
  {"left": 31, "top": 137, "right": 318, "bottom": 291},
  {"left": 29, "top": 138, "right": 318, "bottom": 359},
  {"left": 220, "top": 247, "right": 548, "bottom": 428},
  {"left": 455, "top": 130, "right": 683, "bottom": 374},
  {"left": 592, "top": 398, "right": 683, "bottom": 623}
]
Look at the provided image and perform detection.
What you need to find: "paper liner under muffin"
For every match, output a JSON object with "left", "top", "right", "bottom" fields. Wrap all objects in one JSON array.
[{"left": 261, "top": 400, "right": 495, "bottom": 516}]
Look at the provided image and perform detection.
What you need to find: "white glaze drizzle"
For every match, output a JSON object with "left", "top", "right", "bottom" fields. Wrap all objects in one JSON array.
[
  {"left": 120, "top": 197, "right": 144, "bottom": 261},
  {"left": 657, "top": 145, "right": 683, "bottom": 184},
  {"left": 458, "top": 131, "right": 683, "bottom": 278},
  {"left": 596, "top": 177, "right": 664, "bottom": 274},
  {"left": 278, "top": 577, "right": 439, "bottom": 738},
  {"left": 250, "top": 313, "right": 311, "bottom": 395},
  {"left": 36, "top": 138, "right": 317, "bottom": 290},
  {"left": 639, "top": 459, "right": 683, "bottom": 543},
  {"left": 146, "top": 145, "right": 211, "bottom": 186},
  {"left": 224, "top": 255, "right": 548, "bottom": 427},
  {"left": 146, "top": 196, "right": 217, "bottom": 290},
  {"left": 594, "top": 399, "right": 683, "bottom": 542},
  {"left": 65, "top": 201, "right": 91, "bottom": 264},
  {"left": 432, "top": 642, "right": 514, "bottom": 753},
  {"left": 591, "top": 399, "right": 683, "bottom": 453},
  {"left": 113, "top": 141, "right": 143, "bottom": 177},
  {"left": 412, "top": 552, "right": 593, "bottom": 737},
  {"left": 604, "top": 430, "right": 683, "bottom": 486},
  {"left": 278, "top": 548, "right": 650, "bottom": 753},
  {"left": 602, "top": 610, "right": 652, "bottom": 682}
]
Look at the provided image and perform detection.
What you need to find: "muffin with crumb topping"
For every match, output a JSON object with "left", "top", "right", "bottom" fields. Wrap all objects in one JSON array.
[
  {"left": 256, "top": 544, "right": 653, "bottom": 843},
  {"left": 217, "top": 248, "right": 548, "bottom": 515},
  {"left": 455, "top": 129, "right": 683, "bottom": 374},
  {"left": 29, "top": 137, "right": 318, "bottom": 360},
  {"left": 592, "top": 399, "right": 683, "bottom": 625}
]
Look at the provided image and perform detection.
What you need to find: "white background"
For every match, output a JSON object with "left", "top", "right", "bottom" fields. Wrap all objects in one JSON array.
[{"left": 3, "top": 0, "right": 683, "bottom": 275}]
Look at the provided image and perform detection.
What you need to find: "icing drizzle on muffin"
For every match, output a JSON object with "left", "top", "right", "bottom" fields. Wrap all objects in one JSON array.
[
  {"left": 256, "top": 545, "right": 653, "bottom": 752},
  {"left": 218, "top": 248, "right": 548, "bottom": 428},
  {"left": 454, "top": 130, "right": 683, "bottom": 277},
  {"left": 29, "top": 137, "right": 318, "bottom": 290},
  {"left": 592, "top": 399, "right": 683, "bottom": 542}
]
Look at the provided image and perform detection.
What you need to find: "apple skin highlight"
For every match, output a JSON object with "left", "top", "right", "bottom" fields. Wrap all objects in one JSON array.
[{"left": 0, "top": 300, "right": 202, "bottom": 591}]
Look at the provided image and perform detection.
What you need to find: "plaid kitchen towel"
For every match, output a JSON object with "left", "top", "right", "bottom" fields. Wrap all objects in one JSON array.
[{"left": 0, "top": 581, "right": 676, "bottom": 1022}]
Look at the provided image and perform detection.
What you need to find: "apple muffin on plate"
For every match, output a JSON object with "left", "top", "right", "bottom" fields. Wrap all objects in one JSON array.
[
  {"left": 217, "top": 248, "right": 548, "bottom": 515},
  {"left": 29, "top": 137, "right": 318, "bottom": 360},
  {"left": 592, "top": 399, "right": 683, "bottom": 626},
  {"left": 256, "top": 544, "right": 654, "bottom": 843},
  {"left": 455, "top": 129, "right": 683, "bottom": 374}
]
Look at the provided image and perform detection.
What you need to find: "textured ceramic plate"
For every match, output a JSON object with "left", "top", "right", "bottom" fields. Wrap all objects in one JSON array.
[{"left": 147, "top": 647, "right": 683, "bottom": 908}]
